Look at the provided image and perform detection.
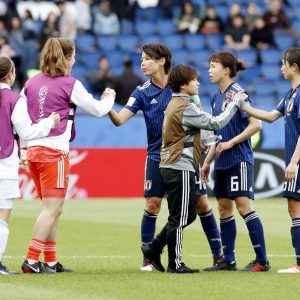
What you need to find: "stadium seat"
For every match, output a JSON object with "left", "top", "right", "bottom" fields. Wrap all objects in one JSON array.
[
  {"left": 253, "top": 95, "right": 276, "bottom": 107},
  {"left": 97, "top": 36, "right": 118, "bottom": 53},
  {"left": 135, "top": 7, "right": 160, "bottom": 22},
  {"left": 157, "top": 19, "right": 177, "bottom": 36},
  {"left": 71, "top": 65, "right": 88, "bottom": 83},
  {"left": 235, "top": 48, "right": 257, "bottom": 67},
  {"left": 274, "top": 33, "right": 294, "bottom": 50},
  {"left": 261, "top": 65, "right": 282, "bottom": 81},
  {"left": 240, "top": 66, "right": 261, "bottom": 84},
  {"left": 289, "top": 0, "right": 299, "bottom": 8},
  {"left": 215, "top": 6, "right": 229, "bottom": 22},
  {"left": 76, "top": 34, "right": 96, "bottom": 53},
  {"left": 276, "top": 80, "right": 291, "bottom": 99},
  {"left": 118, "top": 35, "right": 139, "bottom": 53},
  {"left": 173, "top": 50, "right": 190, "bottom": 65},
  {"left": 106, "top": 51, "right": 125, "bottom": 69},
  {"left": 135, "top": 21, "right": 157, "bottom": 36},
  {"left": 254, "top": 81, "right": 276, "bottom": 97},
  {"left": 162, "top": 35, "right": 184, "bottom": 51},
  {"left": 120, "top": 19, "right": 134, "bottom": 35},
  {"left": 184, "top": 34, "right": 205, "bottom": 51},
  {"left": 140, "top": 34, "right": 162, "bottom": 45},
  {"left": 260, "top": 48, "right": 281, "bottom": 65},
  {"left": 190, "top": 50, "right": 211, "bottom": 68},
  {"left": 83, "top": 52, "right": 101, "bottom": 70},
  {"left": 206, "top": 34, "right": 224, "bottom": 51}
]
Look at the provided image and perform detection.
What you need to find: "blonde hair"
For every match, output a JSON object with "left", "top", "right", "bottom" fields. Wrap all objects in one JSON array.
[{"left": 40, "top": 38, "right": 75, "bottom": 77}]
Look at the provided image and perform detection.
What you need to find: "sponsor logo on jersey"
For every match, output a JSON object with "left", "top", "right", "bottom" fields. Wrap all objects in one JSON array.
[{"left": 150, "top": 98, "right": 158, "bottom": 104}]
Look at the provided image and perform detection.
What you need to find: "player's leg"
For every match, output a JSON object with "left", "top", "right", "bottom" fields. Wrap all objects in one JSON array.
[
  {"left": 163, "top": 169, "right": 199, "bottom": 273},
  {"left": 140, "top": 157, "right": 164, "bottom": 271},
  {"left": 204, "top": 168, "right": 237, "bottom": 271},
  {"left": 0, "top": 179, "right": 20, "bottom": 275},
  {"left": 278, "top": 171, "right": 300, "bottom": 273},
  {"left": 278, "top": 199, "right": 300, "bottom": 273},
  {"left": 233, "top": 162, "right": 269, "bottom": 272},
  {"left": 195, "top": 171, "right": 223, "bottom": 266}
]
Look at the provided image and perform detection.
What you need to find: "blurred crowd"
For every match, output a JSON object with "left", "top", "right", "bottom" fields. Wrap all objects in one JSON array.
[{"left": 0, "top": 0, "right": 299, "bottom": 103}]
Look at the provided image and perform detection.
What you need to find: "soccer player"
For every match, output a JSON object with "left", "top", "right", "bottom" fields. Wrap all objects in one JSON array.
[
  {"left": 20, "top": 38, "right": 116, "bottom": 274},
  {"left": 108, "top": 44, "right": 222, "bottom": 270},
  {"left": 0, "top": 56, "right": 60, "bottom": 275},
  {"left": 202, "top": 52, "right": 271, "bottom": 272},
  {"left": 141, "top": 64, "right": 245, "bottom": 273},
  {"left": 238, "top": 48, "right": 300, "bottom": 274}
]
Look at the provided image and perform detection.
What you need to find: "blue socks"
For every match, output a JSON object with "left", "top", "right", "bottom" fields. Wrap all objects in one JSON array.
[
  {"left": 141, "top": 210, "right": 158, "bottom": 245},
  {"left": 243, "top": 211, "right": 267, "bottom": 264},
  {"left": 220, "top": 216, "right": 236, "bottom": 263},
  {"left": 291, "top": 218, "right": 300, "bottom": 266},
  {"left": 199, "top": 210, "right": 222, "bottom": 256}
]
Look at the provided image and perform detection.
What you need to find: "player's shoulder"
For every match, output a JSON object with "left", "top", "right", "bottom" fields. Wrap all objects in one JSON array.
[
  {"left": 230, "top": 82, "right": 244, "bottom": 92},
  {"left": 137, "top": 79, "right": 151, "bottom": 92}
]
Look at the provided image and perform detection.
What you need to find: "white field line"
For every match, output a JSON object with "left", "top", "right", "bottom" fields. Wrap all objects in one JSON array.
[{"left": 4, "top": 254, "right": 296, "bottom": 259}]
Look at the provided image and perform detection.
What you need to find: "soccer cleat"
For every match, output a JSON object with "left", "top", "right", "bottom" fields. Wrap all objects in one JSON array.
[
  {"left": 21, "top": 259, "right": 56, "bottom": 274},
  {"left": 44, "top": 262, "right": 73, "bottom": 273},
  {"left": 0, "top": 262, "right": 18, "bottom": 275},
  {"left": 167, "top": 263, "right": 200, "bottom": 274},
  {"left": 141, "top": 243, "right": 165, "bottom": 272},
  {"left": 140, "top": 259, "right": 154, "bottom": 271},
  {"left": 240, "top": 259, "right": 271, "bottom": 272},
  {"left": 204, "top": 260, "right": 238, "bottom": 271},
  {"left": 277, "top": 263, "right": 300, "bottom": 274}
]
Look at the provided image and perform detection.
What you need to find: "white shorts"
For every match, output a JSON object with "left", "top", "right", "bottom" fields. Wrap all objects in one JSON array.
[{"left": 0, "top": 179, "right": 20, "bottom": 208}]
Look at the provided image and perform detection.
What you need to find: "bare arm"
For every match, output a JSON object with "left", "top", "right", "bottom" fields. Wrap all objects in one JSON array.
[
  {"left": 108, "top": 107, "right": 135, "bottom": 126},
  {"left": 215, "top": 116, "right": 262, "bottom": 157},
  {"left": 285, "top": 136, "right": 300, "bottom": 182},
  {"left": 201, "top": 144, "right": 215, "bottom": 183},
  {"left": 240, "top": 102, "right": 282, "bottom": 122}
]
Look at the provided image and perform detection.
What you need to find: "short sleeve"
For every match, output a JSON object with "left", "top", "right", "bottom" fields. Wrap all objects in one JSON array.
[{"left": 125, "top": 87, "right": 143, "bottom": 114}]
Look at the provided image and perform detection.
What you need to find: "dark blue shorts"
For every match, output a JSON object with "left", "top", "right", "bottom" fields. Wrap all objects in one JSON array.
[
  {"left": 144, "top": 157, "right": 166, "bottom": 198},
  {"left": 194, "top": 168, "right": 207, "bottom": 196},
  {"left": 283, "top": 164, "right": 300, "bottom": 201},
  {"left": 213, "top": 161, "right": 254, "bottom": 200}
]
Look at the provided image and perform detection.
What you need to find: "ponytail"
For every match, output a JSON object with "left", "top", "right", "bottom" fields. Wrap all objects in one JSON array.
[{"left": 40, "top": 38, "right": 75, "bottom": 77}]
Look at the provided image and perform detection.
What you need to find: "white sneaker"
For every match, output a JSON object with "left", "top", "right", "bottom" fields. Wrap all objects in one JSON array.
[
  {"left": 277, "top": 263, "right": 300, "bottom": 274},
  {"left": 140, "top": 259, "right": 154, "bottom": 272}
]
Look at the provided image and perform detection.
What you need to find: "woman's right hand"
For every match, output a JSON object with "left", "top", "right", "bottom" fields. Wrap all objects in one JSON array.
[{"left": 49, "top": 112, "right": 60, "bottom": 126}]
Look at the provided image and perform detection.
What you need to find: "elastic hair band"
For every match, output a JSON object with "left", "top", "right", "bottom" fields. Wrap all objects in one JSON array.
[{"left": 0, "top": 58, "right": 14, "bottom": 81}]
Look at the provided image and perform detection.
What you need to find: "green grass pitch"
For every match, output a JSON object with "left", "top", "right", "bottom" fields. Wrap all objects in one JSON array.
[{"left": 1, "top": 198, "right": 300, "bottom": 299}]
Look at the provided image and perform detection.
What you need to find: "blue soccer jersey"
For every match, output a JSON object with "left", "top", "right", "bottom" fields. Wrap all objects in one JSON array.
[
  {"left": 275, "top": 86, "right": 300, "bottom": 165},
  {"left": 211, "top": 82, "right": 254, "bottom": 170},
  {"left": 125, "top": 79, "right": 172, "bottom": 162}
]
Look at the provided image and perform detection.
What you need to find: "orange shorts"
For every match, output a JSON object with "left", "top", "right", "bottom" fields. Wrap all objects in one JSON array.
[{"left": 28, "top": 158, "right": 69, "bottom": 199}]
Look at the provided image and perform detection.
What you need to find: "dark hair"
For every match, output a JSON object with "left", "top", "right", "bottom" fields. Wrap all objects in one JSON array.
[
  {"left": 0, "top": 57, "right": 14, "bottom": 82},
  {"left": 283, "top": 48, "right": 300, "bottom": 71},
  {"left": 209, "top": 51, "right": 246, "bottom": 78},
  {"left": 141, "top": 43, "right": 173, "bottom": 74},
  {"left": 168, "top": 64, "right": 198, "bottom": 93}
]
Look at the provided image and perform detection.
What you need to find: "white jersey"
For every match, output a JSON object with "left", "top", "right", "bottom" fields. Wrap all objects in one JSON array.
[
  {"left": 22, "top": 80, "right": 114, "bottom": 152},
  {"left": 0, "top": 83, "right": 54, "bottom": 180}
]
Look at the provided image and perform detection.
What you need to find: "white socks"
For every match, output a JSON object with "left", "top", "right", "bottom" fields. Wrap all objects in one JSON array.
[{"left": 0, "top": 220, "right": 9, "bottom": 262}]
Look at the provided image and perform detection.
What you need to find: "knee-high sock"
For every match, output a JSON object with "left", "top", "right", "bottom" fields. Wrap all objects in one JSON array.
[
  {"left": 291, "top": 218, "right": 300, "bottom": 266},
  {"left": 44, "top": 241, "right": 57, "bottom": 265},
  {"left": 220, "top": 216, "right": 236, "bottom": 263},
  {"left": 199, "top": 210, "right": 222, "bottom": 256},
  {"left": 0, "top": 220, "right": 9, "bottom": 262},
  {"left": 243, "top": 211, "right": 267, "bottom": 264},
  {"left": 141, "top": 210, "right": 158, "bottom": 244},
  {"left": 26, "top": 239, "right": 45, "bottom": 262}
]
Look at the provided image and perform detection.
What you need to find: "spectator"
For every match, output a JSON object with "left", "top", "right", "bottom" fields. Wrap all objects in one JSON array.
[
  {"left": 86, "top": 55, "right": 114, "bottom": 95},
  {"left": 111, "top": 0, "right": 136, "bottom": 21},
  {"left": 56, "top": 0, "right": 77, "bottom": 40},
  {"left": 0, "top": 19, "right": 8, "bottom": 38},
  {"left": 92, "top": 0, "right": 120, "bottom": 36},
  {"left": 159, "top": 0, "right": 176, "bottom": 19},
  {"left": 112, "top": 58, "right": 143, "bottom": 106},
  {"left": 136, "top": 0, "right": 159, "bottom": 8},
  {"left": 75, "top": 0, "right": 92, "bottom": 33},
  {"left": 250, "top": 17, "right": 276, "bottom": 50},
  {"left": 21, "top": 9, "right": 36, "bottom": 40},
  {"left": 0, "top": 36, "right": 16, "bottom": 58},
  {"left": 199, "top": 5, "right": 223, "bottom": 35},
  {"left": 176, "top": 0, "right": 201, "bottom": 34},
  {"left": 245, "top": 2, "right": 261, "bottom": 31},
  {"left": 227, "top": 2, "right": 242, "bottom": 26},
  {"left": 39, "top": 12, "right": 60, "bottom": 50},
  {"left": 224, "top": 14, "right": 250, "bottom": 51}
]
